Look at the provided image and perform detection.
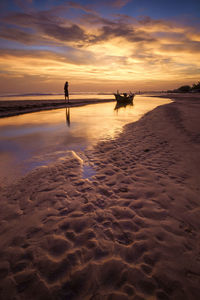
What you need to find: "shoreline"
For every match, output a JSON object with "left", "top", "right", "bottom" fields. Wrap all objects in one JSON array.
[
  {"left": 0, "top": 94, "right": 200, "bottom": 299},
  {"left": 149, "top": 92, "right": 200, "bottom": 102},
  {"left": 0, "top": 98, "right": 115, "bottom": 118}
]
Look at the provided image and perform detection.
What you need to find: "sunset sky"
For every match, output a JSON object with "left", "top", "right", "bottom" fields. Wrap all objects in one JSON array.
[{"left": 0, "top": 0, "right": 200, "bottom": 93}]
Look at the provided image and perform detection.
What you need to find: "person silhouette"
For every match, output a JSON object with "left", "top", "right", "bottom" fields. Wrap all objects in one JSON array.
[{"left": 64, "top": 81, "right": 69, "bottom": 103}]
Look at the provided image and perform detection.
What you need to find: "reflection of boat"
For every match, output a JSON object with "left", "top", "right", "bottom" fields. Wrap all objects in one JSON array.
[
  {"left": 114, "top": 92, "right": 135, "bottom": 103},
  {"left": 114, "top": 101, "right": 133, "bottom": 111}
]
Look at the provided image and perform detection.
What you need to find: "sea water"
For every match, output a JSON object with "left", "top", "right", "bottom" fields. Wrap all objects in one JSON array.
[{"left": 0, "top": 92, "right": 114, "bottom": 101}]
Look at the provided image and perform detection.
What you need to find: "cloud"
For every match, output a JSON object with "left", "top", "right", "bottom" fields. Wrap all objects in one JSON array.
[
  {"left": 0, "top": 26, "right": 50, "bottom": 45},
  {"left": 80, "top": 13, "right": 116, "bottom": 26},
  {"left": 3, "top": 10, "right": 156, "bottom": 46},
  {"left": 99, "top": 0, "right": 131, "bottom": 8},
  {"left": 1, "top": 8, "right": 199, "bottom": 51},
  {"left": 139, "top": 16, "right": 170, "bottom": 26},
  {"left": 160, "top": 40, "right": 200, "bottom": 54},
  {"left": 0, "top": 47, "right": 101, "bottom": 66},
  {"left": 0, "top": 2, "right": 200, "bottom": 91},
  {"left": 3, "top": 11, "right": 88, "bottom": 44},
  {"left": 4, "top": 11, "right": 59, "bottom": 27},
  {"left": 89, "top": 24, "right": 156, "bottom": 44},
  {"left": 42, "top": 23, "right": 87, "bottom": 43}
]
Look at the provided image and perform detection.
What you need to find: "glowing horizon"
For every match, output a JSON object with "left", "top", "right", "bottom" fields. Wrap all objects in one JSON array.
[{"left": 0, "top": 0, "right": 200, "bottom": 93}]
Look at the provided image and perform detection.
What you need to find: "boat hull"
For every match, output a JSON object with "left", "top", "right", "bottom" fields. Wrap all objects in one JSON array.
[{"left": 114, "top": 94, "right": 134, "bottom": 103}]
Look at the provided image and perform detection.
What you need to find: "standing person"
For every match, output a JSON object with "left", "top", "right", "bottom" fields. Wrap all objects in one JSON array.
[{"left": 64, "top": 81, "right": 69, "bottom": 103}]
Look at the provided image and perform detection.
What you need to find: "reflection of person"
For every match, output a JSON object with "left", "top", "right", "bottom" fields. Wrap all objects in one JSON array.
[
  {"left": 64, "top": 81, "right": 69, "bottom": 103},
  {"left": 66, "top": 106, "right": 70, "bottom": 127}
]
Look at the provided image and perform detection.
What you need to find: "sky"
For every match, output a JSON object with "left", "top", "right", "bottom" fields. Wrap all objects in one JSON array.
[{"left": 0, "top": 0, "right": 200, "bottom": 93}]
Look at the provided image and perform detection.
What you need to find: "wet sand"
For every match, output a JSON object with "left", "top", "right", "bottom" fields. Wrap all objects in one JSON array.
[
  {"left": 0, "top": 98, "right": 114, "bottom": 118},
  {"left": 0, "top": 94, "right": 200, "bottom": 299}
]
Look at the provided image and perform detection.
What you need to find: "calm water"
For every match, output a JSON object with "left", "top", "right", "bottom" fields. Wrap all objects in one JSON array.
[
  {"left": 0, "top": 96, "right": 171, "bottom": 186},
  {"left": 0, "top": 92, "right": 114, "bottom": 101}
]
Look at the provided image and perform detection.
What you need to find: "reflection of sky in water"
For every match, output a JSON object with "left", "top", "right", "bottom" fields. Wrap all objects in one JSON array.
[
  {"left": 0, "top": 96, "right": 171, "bottom": 186},
  {"left": 82, "top": 165, "right": 96, "bottom": 180}
]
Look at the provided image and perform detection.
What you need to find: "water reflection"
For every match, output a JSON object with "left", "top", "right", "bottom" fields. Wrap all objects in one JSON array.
[
  {"left": 114, "top": 101, "right": 134, "bottom": 113},
  {"left": 66, "top": 106, "right": 70, "bottom": 127},
  {"left": 0, "top": 96, "right": 172, "bottom": 186}
]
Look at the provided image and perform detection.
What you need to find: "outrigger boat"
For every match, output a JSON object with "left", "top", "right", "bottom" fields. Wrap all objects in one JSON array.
[{"left": 114, "top": 91, "right": 135, "bottom": 103}]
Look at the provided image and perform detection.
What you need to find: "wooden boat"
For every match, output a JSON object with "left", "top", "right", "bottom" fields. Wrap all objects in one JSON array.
[{"left": 114, "top": 92, "right": 135, "bottom": 103}]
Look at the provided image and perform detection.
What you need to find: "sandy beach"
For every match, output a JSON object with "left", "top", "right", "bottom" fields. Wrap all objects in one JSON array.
[
  {"left": 0, "top": 98, "right": 114, "bottom": 118},
  {"left": 0, "top": 94, "right": 200, "bottom": 299}
]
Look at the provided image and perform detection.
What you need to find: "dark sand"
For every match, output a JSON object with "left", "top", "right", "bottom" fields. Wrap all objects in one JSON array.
[
  {"left": 0, "top": 99, "right": 114, "bottom": 118},
  {"left": 0, "top": 94, "right": 200, "bottom": 299}
]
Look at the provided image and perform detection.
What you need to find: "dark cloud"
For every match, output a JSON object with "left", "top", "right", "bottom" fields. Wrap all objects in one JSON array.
[
  {"left": 139, "top": 16, "right": 163, "bottom": 25},
  {"left": 89, "top": 24, "right": 156, "bottom": 43},
  {"left": 2, "top": 10, "right": 156, "bottom": 46},
  {"left": 113, "top": 13, "right": 136, "bottom": 24},
  {"left": 80, "top": 13, "right": 116, "bottom": 26},
  {"left": 79, "top": 13, "right": 155, "bottom": 44},
  {"left": 0, "top": 27, "right": 34, "bottom": 44},
  {"left": 4, "top": 11, "right": 59, "bottom": 27},
  {"left": 160, "top": 41, "right": 200, "bottom": 53},
  {"left": 3, "top": 11, "right": 88, "bottom": 43},
  {"left": 42, "top": 23, "right": 87, "bottom": 42},
  {"left": 80, "top": 12, "right": 137, "bottom": 28},
  {"left": 0, "top": 48, "right": 55, "bottom": 59},
  {"left": 138, "top": 16, "right": 173, "bottom": 29},
  {"left": 0, "top": 26, "right": 49, "bottom": 44}
]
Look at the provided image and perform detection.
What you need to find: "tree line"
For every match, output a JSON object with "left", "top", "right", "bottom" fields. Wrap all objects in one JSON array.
[{"left": 168, "top": 81, "right": 200, "bottom": 93}]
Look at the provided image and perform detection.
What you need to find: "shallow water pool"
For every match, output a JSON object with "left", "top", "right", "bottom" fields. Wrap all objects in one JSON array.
[{"left": 0, "top": 96, "right": 171, "bottom": 186}]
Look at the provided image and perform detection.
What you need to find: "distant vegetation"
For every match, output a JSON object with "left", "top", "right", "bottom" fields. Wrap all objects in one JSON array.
[{"left": 168, "top": 81, "right": 200, "bottom": 93}]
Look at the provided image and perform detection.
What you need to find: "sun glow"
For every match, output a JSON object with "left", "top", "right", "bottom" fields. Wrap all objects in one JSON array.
[{"left": 0, "top": 1, "right": 200, "bottom": 92}]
